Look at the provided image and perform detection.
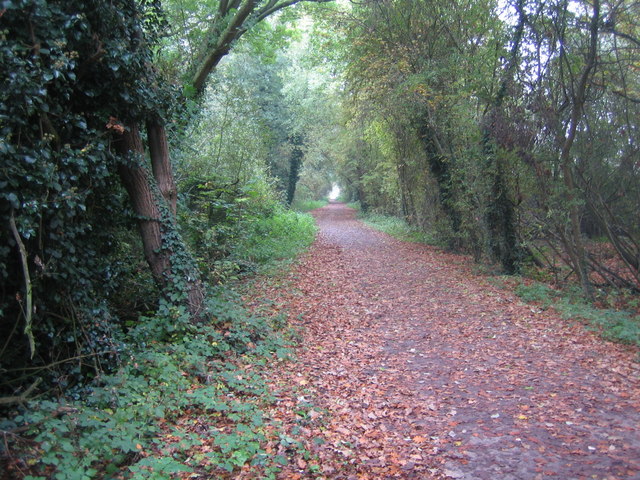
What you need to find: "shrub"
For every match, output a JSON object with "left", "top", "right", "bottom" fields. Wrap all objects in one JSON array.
[
  {"left": 4, "top": 288, "right": 297, "bottom": 479},
  {"left": 233, "top": 208, "right": 317, "bottom": 269},
  {"left": 290, "top": 199, "right": 328, "bottom": 212}
]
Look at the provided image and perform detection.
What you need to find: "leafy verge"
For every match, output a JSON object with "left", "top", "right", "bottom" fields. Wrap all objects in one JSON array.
[
  {"left": 2, "top": 210, "right": 319, "bottom": 479},
  {"left": 515, "top": 283, "right": 640, "bottom": 347}
]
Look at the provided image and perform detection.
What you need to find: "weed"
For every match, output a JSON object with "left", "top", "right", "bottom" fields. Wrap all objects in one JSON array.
[
  {"left": 233, "top": 209, "right": 317, "bottom": 271},
  {"left": 5, "top": 286, "right": 310, "bottom": 479},
  {"left": 514, "top": 283, "right": 559, "bottom": 308},
  {"left": 515, "top": 282, "right": 640, "bottom": 346}
]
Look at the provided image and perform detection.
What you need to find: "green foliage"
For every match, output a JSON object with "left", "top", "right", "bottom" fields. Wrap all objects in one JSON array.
[
  {"left": 0, "top": 0, "right": 176, "bottom": 392},
  {"left": 360, "top": 213, "right": 441, "bottom": 246},
  {"left": 515, "top": 283, "right": 640, "bottom": 346},
  {"left": 514, "top": 283, "right": 560, "bottom": 308},
  {"left": 291, "top": 199, "right": 328, "bottom": 212},
  {"left": 177, "top": 173, "right": 316, "bottom": 282},
  {"left": 7, "top": 287, "right": 299, "bottom": 479},
  {"left": 233, "top": 208, "right": 317, "bottom": 270}
]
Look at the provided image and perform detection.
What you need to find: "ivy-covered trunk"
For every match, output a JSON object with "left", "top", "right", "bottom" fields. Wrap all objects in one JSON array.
[
  {"left": 147, "top": 119, "right": 177, "bottom": 216},
  {"left": 114, "top": 123, "right": 205, "bottom": 319},
  {"left": 479, "top": 0, "right": 526, "bottom": 274},
  {"left": 286, "top": 134, "right": 304, "bottom": 205},
  {"left": 417, "top": 122, "right": 462, "bottom": 247}
]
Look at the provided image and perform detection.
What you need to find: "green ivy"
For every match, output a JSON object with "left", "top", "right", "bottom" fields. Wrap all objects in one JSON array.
[{"left": 0, "top": 0, "right": 174, "bottom": 393}]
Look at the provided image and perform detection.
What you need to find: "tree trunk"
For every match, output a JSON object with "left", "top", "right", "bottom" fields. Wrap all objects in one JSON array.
[
  {"left": 556, "top": 0, "right": 600, "bottom": 301},
  {"left": 147, "top": 119, "right": 177, "bottom": 216},
  {"left": 114, "top": 123, "right": 205, "bottom": 319},
  {"left": 480, "top": 0, "right": 526, "bottom": 274},
  {"left": 191, "top": 0, "right": 257, "bottom": 96},
  {"left": 286, "top": 134, "right": 304, "bottom": 205},
  {"left": 417, "top": 121, "right": 462, "bottom": 246}
]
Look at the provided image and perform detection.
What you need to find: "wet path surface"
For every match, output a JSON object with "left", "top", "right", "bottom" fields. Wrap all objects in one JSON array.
[{"left": 272, "top": 203, "right": 640, "bottom": 479}]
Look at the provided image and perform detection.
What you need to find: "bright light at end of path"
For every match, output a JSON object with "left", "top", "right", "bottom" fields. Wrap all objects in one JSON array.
[{"left": 328, "top": 184, "right": 341, "bottom": 201}]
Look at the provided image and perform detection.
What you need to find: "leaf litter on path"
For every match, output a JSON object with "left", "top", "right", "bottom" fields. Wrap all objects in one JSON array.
[{"left": 256, "top": 203, "right": 640, "bottom": 480}]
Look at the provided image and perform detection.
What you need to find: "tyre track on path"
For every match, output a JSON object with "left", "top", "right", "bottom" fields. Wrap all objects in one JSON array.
[{"left": 269, "top": 203, "right": 640, "bottom": 480}]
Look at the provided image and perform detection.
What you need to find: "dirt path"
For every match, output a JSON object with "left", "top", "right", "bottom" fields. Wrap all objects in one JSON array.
[{"left": 266, "top": 203, "right": 640, "bottom": 480}]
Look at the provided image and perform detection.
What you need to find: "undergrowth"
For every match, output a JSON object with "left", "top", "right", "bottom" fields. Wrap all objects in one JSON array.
[
  {"left": 233, "top": 209, "right": 317, "bottom": 272},
  {"left": 290, "top": 199, "right": 328, "bottom": 212},
  {"left": 1, "top": 289, "right": 303, "bottom": 479},
  {"left": 1, "top": 209, "right": 320, "bottom": 479},
  {"left": 515, "top": 283, "right": 640, "bottom": 347},
  {"left": 358, "top": 212, "right": 438, "bottom": 245}
]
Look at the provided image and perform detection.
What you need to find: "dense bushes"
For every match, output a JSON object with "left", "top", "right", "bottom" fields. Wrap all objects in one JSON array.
[
  {"left": 1, "top": 1, "right": 324, "bottom": 476},
  {"left": 178, "top": 176, "right": 317, "bottom": 282},
  {"left": 0, "top": 0, "right": 172, "bottom": 396}
]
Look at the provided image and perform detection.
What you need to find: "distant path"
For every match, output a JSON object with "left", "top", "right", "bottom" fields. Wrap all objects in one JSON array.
[{"left": 269, "top": 202, "right": 640, "bottom": 479}]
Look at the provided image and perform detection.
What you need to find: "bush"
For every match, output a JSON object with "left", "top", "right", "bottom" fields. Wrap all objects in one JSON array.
[
  {"left": 3, "top": 288, "right": 297, "bottom": 479},
  {"left": 0, "top": 0, "right": 173, "bottom": 397},
  {"left": 233, "top": 208, "right": 317, "bottom": 269},
  {"left": 178, "top": 176, "right": 317, "bottom": 281},
  {"left": 290, "top": 199, "right": 328, "bottom": 212}
]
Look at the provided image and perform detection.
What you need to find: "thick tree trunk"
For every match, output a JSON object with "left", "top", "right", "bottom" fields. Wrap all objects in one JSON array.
[
  {"left": 479, "top": 0, "right": 526, "bottom": 274},
  {"left": 191, "top": 0, "right": 257, "bottom": 96},
  {"left": 147, "top": 119, "right": 177, "bottom": 216},
  {"left": 115, "top": 123, "right": 205, "bottom": 320},
  {"left": 481, "top": 127, "right": 522, "bottom": 273},
  {"left": 418, "top": 121, "right": 462, "bottom": 246},
  {"left": 114, "top": 124, "right": 169, "bottom": 282},
  {"left": 397, "top": 161, "right": 414, "bottom": 222}
]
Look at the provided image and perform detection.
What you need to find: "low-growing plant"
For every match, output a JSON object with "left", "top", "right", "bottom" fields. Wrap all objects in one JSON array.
[
  {"left": 290, "top": 199, "right": 328, "bottom": 212},
  {"left": 514, "top": 283, "right": 560, "bottom": 308},
  {"left": 3, "top": 286, "right": 305, "bottom": 479},
  {"left": 515, "top": 282, "right": 640, "bottom": 346},
  {"left": 232, "top": 208, "right": 317, "bottom": 270},
  {"left": 360, "top": 213, "right": 440, "bottom": 245}
]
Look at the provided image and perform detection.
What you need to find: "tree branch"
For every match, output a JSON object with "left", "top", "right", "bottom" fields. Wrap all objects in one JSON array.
[
  {"left": 0, "top": 378, "right": 41, "bottom": 406},
  {"left": 256, "top": 0, "right": 333, "bottom": 22},
  {"left": 191, "top": 0, "right": 334, "bottom": 94},
  {"left": 191, "top": 0, "right": 258, "bottom": 94},
  {"left": 9, "top": 210, "right": 35, "bottom": 359}
]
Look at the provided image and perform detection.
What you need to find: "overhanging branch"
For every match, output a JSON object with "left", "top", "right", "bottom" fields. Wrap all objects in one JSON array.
[{"left": 191, "top": 0, "right": 335, "bottom": 95}]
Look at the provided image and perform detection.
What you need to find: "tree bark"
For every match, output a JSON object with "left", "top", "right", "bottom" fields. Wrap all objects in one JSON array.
[
  {"left": 114, "top": 123, "right": 205, "bottom": 319},
  {"left": 557, "top": 0, "right": 600, "bottom": 301},
  {"left": 147, "top": 119, "right": 177, "bottom": 216},
  {"left": 191, "top": 0, "right": 258, "bottom": 95},
  {"left": 190, "top": 0, "right": 335, "bottom": 96},
  {"left": 417, "top": 120, "right": 462, "bottom": 246},
  {"left": 286, "top": 134, "right": 304, "bottom": 205},
  {"left": 114, "top": 124, "right": 169, "bottom": 283},
  {"left": 480, "top": 0, "right": 526, "bottom": 274}
]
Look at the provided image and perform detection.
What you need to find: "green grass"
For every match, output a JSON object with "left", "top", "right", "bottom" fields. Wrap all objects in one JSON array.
[
  {"left": 515, "top": 282, "right": 640, "bottom": 347},
  {"left": 234, "top": 209, "right": 317, "bottom": 272},
  {"left": 290, "top": 199, "right": 328, "bottom": 212},
  {"left": 359, "top": 212, "right": 438, "bottom": 245}
]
